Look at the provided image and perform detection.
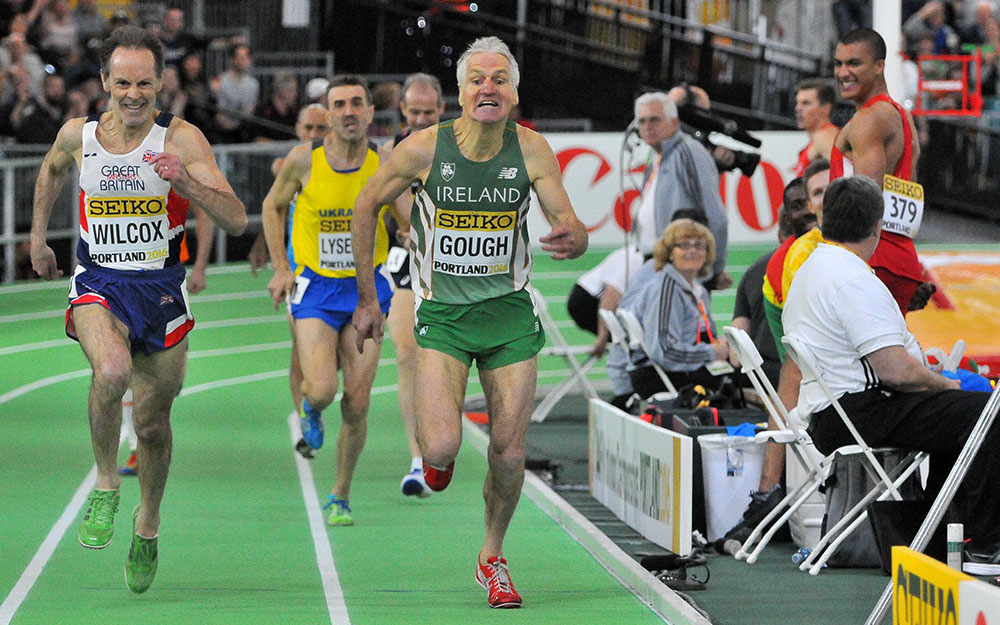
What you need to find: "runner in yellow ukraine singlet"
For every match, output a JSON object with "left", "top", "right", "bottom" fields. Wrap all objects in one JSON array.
[{"left": 262, "top": 75, "right": 396, "bottom": 528}]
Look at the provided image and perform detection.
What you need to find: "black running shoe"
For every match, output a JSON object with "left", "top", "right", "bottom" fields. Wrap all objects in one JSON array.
[{"left": 722, "top": 485, "right": 785, "bottom": 543}]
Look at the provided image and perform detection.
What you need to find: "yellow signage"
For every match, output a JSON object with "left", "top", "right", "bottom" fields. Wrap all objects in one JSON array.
[{"left": 893, "top": 546, "right": 974, "bottom": 625}]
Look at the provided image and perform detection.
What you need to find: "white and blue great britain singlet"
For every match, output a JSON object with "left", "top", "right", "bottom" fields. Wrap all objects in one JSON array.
[{"left": 77, "top": 112, "right": 191, "bottom": 271}]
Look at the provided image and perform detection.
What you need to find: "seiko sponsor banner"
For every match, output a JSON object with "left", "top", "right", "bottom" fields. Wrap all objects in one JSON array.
[
  {"left": 892, "top": 547, "right": 972, "bottom": 625},
  {"left": 589, "top": 398, "right": 692, "bottom": 555},
  {"left": 86, "top": 196, "right": 168, "bottom": 263},
  {"left": 317, "top": 208, "right": 353, "bottom": 270},
  {"left": 535, "top": 132, "right": 807, "bottom": 246},
  {"left": 432, "top": 209, "right": 515, "bottom": 276},
  {"left": 959, "top": 578, "right": 1000, "bottom": 625}
]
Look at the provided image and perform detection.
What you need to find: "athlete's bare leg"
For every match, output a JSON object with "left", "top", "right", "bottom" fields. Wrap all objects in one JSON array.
[
  {"left": 295, "top": 317, "right": 341, "bottom": 412},
  {"left": 477, "top": 357, "right": 536, "bottom": 560},
  {"left": 287, "top": 315, "right": 303, "bottom": 413},
  {"left": 130, "top": 336, "right": 187, "bottom": 537},
  {"left": 73, "top": 304, "right": 132, "bottom": 493},
  {"left": 415, "top": 348, "right": 470, "bottom": 466},
  {"left": 387, "top": 288, "right": 420, "bottom": 458},
  {"left": 327, "top": 322, "right": 382, "bottom": 499}
]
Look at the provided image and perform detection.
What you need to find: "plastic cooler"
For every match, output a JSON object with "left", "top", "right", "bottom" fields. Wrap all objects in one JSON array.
[{"left": 697, "top": 433, "right": 765, "bottom": 541}]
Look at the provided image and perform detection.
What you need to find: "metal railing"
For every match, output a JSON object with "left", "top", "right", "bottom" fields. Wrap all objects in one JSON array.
[{"left": 0, "top": 141, "right": 297, "bottom": 284}]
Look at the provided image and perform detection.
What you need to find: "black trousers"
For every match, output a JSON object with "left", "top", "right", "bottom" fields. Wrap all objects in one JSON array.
[
  {"left": 567, "top": 284, "right": 599, "bottom": 335},
  {"left": 809, "top": 388, "right": 999, "bottom": 545},
  {"left": 630, "top": 364, "right": 742, "bottom": 398}
]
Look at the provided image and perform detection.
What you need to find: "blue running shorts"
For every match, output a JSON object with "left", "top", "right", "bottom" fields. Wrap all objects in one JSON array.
[
  {"left": 67, "top": 262, "right": 193, "bottom": 355},
  {"left": 290, "top": 265, "right": 394, "bottom": 331}
]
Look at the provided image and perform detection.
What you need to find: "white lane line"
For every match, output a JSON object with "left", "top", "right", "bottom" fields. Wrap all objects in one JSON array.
[
  {"left": 0, "top": 465, "right": 96, "bottom": 625},
  {"left": 286, "top": 412, "right": 352, "bottom": 625},
  {"left": 0, "top": 339, "right": 74, "bottom": 356},
  {"left": 0, "top": 310, "right": 64, "bottom": 323},
  {"left": 0, "top": 370, "right": 91, "bottom": 405}
]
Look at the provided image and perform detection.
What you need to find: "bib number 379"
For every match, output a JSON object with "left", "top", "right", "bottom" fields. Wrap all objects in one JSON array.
[{"left": 881, "top": 174, "right": 924, "bottom": 239}]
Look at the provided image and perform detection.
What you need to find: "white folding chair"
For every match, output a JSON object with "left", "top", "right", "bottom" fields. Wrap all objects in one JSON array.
[
  {"left": 615, "top": 308, "right": 678, "bottom": 401},
  {"left": 924, "top": 339, "right": 966, "bottom": 373},
  {"left": 530, "top": 287, "right": 600, "bottom": 422},
  {"left": 722, "top": 326, "right": 830, "bottom": 563},
  {"left": 782, "top": 335, "right": 927, "bottom": 575}
]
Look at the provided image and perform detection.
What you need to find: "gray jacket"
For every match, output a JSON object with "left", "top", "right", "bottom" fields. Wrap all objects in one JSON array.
[
  {"left": 633, "top": 263, "right": 717, "bottom": 373},
  {"left": 644, "top": 132, "right": 728, "bottom": 278}
]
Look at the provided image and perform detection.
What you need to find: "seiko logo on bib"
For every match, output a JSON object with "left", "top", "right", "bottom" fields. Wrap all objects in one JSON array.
[{"left": 440, "top": 162, "right": 455, "bottom": 182}]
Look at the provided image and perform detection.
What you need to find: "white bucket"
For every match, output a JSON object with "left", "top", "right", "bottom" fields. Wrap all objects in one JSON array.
[{"left": 698, "top": 433, "right": 766, "bottom": 541}]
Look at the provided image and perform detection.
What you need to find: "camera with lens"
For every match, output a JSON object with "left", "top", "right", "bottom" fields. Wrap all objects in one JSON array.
[{"left": 675, "top": 94, "right": 762, "bottom": 178}]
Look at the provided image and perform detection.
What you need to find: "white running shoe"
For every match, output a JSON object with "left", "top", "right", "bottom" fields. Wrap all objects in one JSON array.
[{"left": 400, "top": 467, "right": 431, "bottom": 498}]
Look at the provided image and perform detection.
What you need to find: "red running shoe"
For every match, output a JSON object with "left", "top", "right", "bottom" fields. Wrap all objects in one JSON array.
[
  {"left": 475, "top": 556, "right": 522, "bottom": 609},
  {"left": 422, "top": 460, "right": 455, "bottom": 492},
  {"left": 118, "top": 452, "right": 138, "bottom": 476}
]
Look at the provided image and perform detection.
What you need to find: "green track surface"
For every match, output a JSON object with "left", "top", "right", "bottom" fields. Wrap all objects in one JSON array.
[{"left": 2, "top": 249, "right": 717, "bottom": 625}]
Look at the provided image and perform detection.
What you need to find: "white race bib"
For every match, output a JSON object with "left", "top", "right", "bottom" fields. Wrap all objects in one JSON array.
[
  {"left": 318, "top": 232, "right": 354, "bottom": 271},
  {"left": 386, "top": 246, "right": 408, "bottom": 272},
  {"left": 432, "top": 209, "right": 515, "bottom": 276},
  {"left": 881, "top": 174, "right": 924, "bottom": 239}
]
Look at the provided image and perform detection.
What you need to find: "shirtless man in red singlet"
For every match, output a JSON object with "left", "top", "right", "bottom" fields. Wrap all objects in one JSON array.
[{"left": 830, "top": 27, "right": 934, "bottom": 315}]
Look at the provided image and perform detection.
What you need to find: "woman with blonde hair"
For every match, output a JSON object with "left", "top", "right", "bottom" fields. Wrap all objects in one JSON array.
[{"left": 628, "top": 218, "right": 731, "bottom": 397}]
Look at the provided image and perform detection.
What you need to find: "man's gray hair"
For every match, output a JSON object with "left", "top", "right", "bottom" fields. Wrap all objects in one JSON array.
[
  {"left": 456, "top": 36, "right": 519, "bottom": 91},
  {"left": 634, "top": 91, "right": 678, "bottom": 122},
  {"left": 402, "top": 72, "right": 443, "bottom": 106}
]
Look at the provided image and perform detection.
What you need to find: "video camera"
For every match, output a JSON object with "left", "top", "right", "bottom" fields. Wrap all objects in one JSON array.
[{"left": 676, "top": 96, "right": 762, "bottom": 178}]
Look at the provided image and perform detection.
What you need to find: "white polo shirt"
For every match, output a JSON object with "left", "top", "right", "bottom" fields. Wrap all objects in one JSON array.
[
  {"left": 576, "top": 245, "right": 644, "bottom": 298},
  {"left": 783, "top": 242, "right": 923, "bottom": 418}
]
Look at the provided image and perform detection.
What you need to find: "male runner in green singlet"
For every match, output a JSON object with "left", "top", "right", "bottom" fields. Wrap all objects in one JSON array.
[{"left": 351, "top": 36, "right": 588, "bottom": 609}]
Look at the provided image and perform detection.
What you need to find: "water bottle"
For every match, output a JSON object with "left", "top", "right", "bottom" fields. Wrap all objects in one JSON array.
[{"left": 791, "top": 547, "right": 812, "bottom": 565}]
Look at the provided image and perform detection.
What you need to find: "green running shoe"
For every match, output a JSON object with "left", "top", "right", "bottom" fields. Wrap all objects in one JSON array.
[
  {"left": 78, "top": 489, "right": 119, "bottom": 549},
  {"left": 125, "top": 506, "right": 158, "bottom": 594},
  {"left": 323, "top": 495, "right": 353, "bottom": 526}
]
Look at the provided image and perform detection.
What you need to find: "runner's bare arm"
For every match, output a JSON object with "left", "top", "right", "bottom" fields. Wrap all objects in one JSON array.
[
  {"left": 812, "top": 124, "right": 839, "bottom": 163},
  {"left": 30, "top": 118, "right": 84, "bottom": 279},
  {"left": 378, "top": 141, "right": 413, "bottom": 244},
  {"left": 352, "top": 130, "right": 434, "bottom": 351},
  {"left": 153, "top": 120, "right": 247, "bottom": 235},
  {"left": 187, "top": 205, "right": 214, "bottom": 294},
  {"left": 520, "top": 128, "right": 588, "bottom": 260},
  {"left": 843, "top": 107, "right": 893, "bottom": 180},
  {"left": 261, "top": 143, "right": 310, "bottom": 310}
]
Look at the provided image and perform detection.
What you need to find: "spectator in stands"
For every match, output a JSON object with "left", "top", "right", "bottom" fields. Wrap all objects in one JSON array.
[
  {"left": 64, "top": 84, "right": 86, "bottom": 118},
  {"left": 832, "top": 0, "right": 872, "bottom": 39},
  {"left": 628, "top": 218, "right": 731, "bottom": 398},
  {"left": 10, "top": 71, "right": 64, "bottom": 143},
  {"left": 70, "top": 0, "right": 106, "bottom": 46},
  {"left": 157, "top": 65, "right": 187, "bottom": 118},
  {"left": 62, "top": 35, "right": 100, "bottom": 89},
  {"left": 370, "top": 80, "right": 401, "bottom": 136},
  {"left": 158, "top": 7, "right": 201, "bottom": 68},
  {"left": 633, "top": 91, "right": 730, "bottom": 289},
  {"left": 730, "top": 177, "right": 810, "bottom": 387},
  {"left": 178, "top": 50, "right": 215, "bottom": 138},
  {"left": 253, "top": 70, "right": 299, "bottom": 140},
  {"left": 904, "top": 1, "right": 959, "bottom": 54},
  {"left": 567, "top": 244, "right": 644, "bottom": 357},
  {"left": 32, "top": 0, "right": 78, "bottom": 69},
  {"left": 0, "top": 31, "right": 45, "bottom": 103},
  {"left": 959, "top": 0, "right": 997, "bottom": 45},
  {"left": 215, "top": 42, "right": 259, "bottom": 143},
  {"left": 980, "top": 16, "right": 1000, "bottom": 99}
]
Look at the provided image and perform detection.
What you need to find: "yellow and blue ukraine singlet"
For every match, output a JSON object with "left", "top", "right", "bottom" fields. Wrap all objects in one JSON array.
[{"left": 290, "top": 139, "right": 389, "bottom": 278}]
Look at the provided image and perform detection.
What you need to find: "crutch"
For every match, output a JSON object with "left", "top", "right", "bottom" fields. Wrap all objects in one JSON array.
[{"left": 865, "top": 384, "right": 1000, "bottom": 625}]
